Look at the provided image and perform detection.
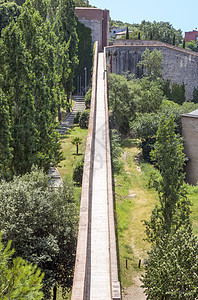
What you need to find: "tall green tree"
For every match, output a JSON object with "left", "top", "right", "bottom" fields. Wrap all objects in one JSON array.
[
  {"left": 0, "top": 0, "right": 21, "bottom": 36},
  {"left": 0, "top": 168, "right": 78, "bottom": 299},
  {"left": 137, "top": 48, "right": 163, "bottom": 80},
  {"left": 0, "top": 89, "right": 13, "bottom": 179},
  {"left": 0, "top": 234, "right": 44, "bottom": 299},
  {"left": 144, "top": 115, "right": 190, "bottom": 244},
  {"left": 142, "top": 226, "right": 198, "bottom": 299}
]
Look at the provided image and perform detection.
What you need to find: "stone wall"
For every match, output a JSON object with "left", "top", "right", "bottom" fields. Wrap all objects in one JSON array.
[
  {"left": 75, "top": 7, "right": 109, "bottom": 51},
  {"left": 106, "top": 40, "right": 198, "bottom": 100},
  {"left": 182, "top": 110, "right": 198, "bottom": 185}
]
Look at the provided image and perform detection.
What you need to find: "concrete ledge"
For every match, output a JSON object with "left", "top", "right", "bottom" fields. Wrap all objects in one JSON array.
[
  {"left": 71, "top": 41, "right": 98, "bottom": 300},
  {"left": 104, "top": 48, "right": 121, "bottom": 299}
]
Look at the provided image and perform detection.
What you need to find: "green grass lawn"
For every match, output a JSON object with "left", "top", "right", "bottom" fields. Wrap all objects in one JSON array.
[
  {"left": 55, "top": 125, "right": 88, "bottom": 300},
  {"left": 114, "top": 137, "right": 198, "bottom": 289}
]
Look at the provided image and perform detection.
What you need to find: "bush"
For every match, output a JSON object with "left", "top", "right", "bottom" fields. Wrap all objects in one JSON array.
[
  {"left": 74, "top": 111, "right": 81, "bottom": 124},
  {"left": 73, "top": 159, "right": 84, "bottom": 185},
  {"left": 85, "top": 87, "right": 92, "bottom": 108},
  {"left": 79, "top": 110, "right": 89, "bottom": 128}
]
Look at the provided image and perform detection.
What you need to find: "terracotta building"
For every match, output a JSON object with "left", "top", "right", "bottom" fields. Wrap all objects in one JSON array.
[
  {"left": 75, "top": 7, "right": 109, "bottom": 51},
  {"left": 185, "top": 29, "right": 198, "bottom": 42}
]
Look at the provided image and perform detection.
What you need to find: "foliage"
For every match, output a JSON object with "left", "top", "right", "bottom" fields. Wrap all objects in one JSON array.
[
  {"left": 74, "top": 0, "right": 91, "bottom": 7},
  {"left": 0, "top": 89, "right": 13, "bottom": 180},
  {"left": 142, "top": 226, "right": 198, "bottom": 299},
  {"left": 192, "top": 86, "right": 198, "bottom": 103},
  {"left": 71, "top": 136, "right": 82, "bottom": 155},
  {"left": 137, "top": 48, "right": 163, "bottom": 80},
  {"left": 110, "top": 129, "right": 123, "bottom": 172},
  {"left": 126, "top": 26, "right": 129, "bottom": 39},
  {"left": 73, "top": 111, "right": 81, "bottom": 124},
  {"left": 73, "top": 158, "right": 84, "bottom": 185},
  {"left": 108, "top": 73, "right": 136, "bottom": 134},
  {"left": 85, "top": 87, "right": 92, "bottom": 108},
  {"left": 135, "top": 77, "right": 165, "bottom": 113},
  {"left": 0, "top": 168, "right": 78, "bottom": 298},
  {"left": 144, "top": 116, "right": 190, "bottom": 244},
  {"left": 75, "top": 20, "right": 92, "bottom": 93},
  {"left": 79, "top": 110, "right": 89, "bottom": 128},
  {"left": 0, "top": 0, "right": 21, "bottom": 36},
  {"left": 0, "top": 233, "right": 44, "bottom": 299},
  {"left": 179, "top": 39, "right": 198, "bottom": 52},
  {"left": 139, "top": 20, "right": 183, "bottom": 46},
  {"left": 0, "top": 0, "right": 79, "bottom": 177}
]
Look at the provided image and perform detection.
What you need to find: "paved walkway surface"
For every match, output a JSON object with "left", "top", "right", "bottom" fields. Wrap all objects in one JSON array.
[
  {"left": 57, "top": 95, "right": 85, "bottom": 135},
  {"left": 50, "top": 95, "right": 85, "bottom": 188},
  {"left": 88, "top": 53, "right": 111, "bottom": 299}
]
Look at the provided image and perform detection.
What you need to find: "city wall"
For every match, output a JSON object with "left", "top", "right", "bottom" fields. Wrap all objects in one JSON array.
[{"left": 106, "top": 40, "right": 198, "bottom": 100}]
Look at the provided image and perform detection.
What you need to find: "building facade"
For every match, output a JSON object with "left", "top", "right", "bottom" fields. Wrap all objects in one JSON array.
[
  {"left": 185, "top": 30, "right": 198, "bottom": 42},
  {"left": 75, "top": 7, "right": 109, "bottom": 51},
  {"left": 182, "top": 110, "right": 198, "bottom": 185}
]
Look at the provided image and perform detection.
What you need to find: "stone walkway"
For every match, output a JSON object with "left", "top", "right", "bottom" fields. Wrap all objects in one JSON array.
[
  {"left": 57, "top": 95, "right": 85, "bottom": 135},
  {"left": 88, "top": 53, "right": 111, "bottom": 299},
  {"left": 50, "top": 95, "right": 85, "bottom": 188}
]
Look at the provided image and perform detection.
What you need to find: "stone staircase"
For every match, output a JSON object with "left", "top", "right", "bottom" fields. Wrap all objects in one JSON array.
[{"left": 57, "top": 95, "right": 85, "bottom": 135}]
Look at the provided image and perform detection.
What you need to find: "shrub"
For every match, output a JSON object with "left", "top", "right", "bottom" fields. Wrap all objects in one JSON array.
[
  {"left": 85, "top": 87, "right": 92, "bottom": 109},
  {"left": 79, "top": 110, "right": 89, "bottom": 128},
  {"left": 73, "top": 111, "right": 81, "bottom": 124},
  {"left": 73, "top": 159, "right": 84, "bottom": 185}
]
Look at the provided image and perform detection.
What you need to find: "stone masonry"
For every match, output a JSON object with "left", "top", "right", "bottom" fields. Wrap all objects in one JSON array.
[{"left": 106, "top": 40, "right": 198, "bottom": 100}]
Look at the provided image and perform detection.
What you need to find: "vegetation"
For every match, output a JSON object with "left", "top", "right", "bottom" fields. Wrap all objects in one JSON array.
[
  {"left": 71, "top": 137, "right": 82, "bottom": 155},
  {"left": 0, "top": 168, "right": 78, "bottom": 299},
  {"left": 0, "top": 0, "right": 79, "bottom": 177},
  {"left": 73, "top": 158, "right": 84, "bottom": 185},
  {"left": 0, "top": 234, "right": 44, "bottom": 299}
]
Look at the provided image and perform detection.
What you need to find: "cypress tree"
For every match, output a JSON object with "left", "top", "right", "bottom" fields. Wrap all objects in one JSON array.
[
  {"left": 126, "top": 26, "right": 129, "bottom": 39},
  {"left": 183, "top": 39, "right": 186, "bottom": 49}
]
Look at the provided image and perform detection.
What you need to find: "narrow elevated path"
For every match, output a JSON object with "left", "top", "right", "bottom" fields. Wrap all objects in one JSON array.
[
  {"left": 88, "top": 52, "right": 111, "bottom": 299},
  {"left": 71, "top": 42, "right": 120, "bottom": 300}
]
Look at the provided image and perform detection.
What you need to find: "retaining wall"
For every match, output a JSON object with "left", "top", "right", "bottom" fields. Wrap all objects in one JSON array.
[
  {"left": 104, "top": 49, "right": 121, "bottom": 300},
  {"left": 106, "top": 40, "right": 198, "bottom": 100},
  {"left": 71, "top": 41, "right": 98, "bottom": 300}
]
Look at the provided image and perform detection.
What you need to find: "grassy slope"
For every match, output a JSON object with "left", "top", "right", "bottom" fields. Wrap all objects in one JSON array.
[
  {"left": 56, "top": 125, "right": 88, "bottom": 300},
  {"left": 114, "top": 138, "right": 198, "bottom": 289}
]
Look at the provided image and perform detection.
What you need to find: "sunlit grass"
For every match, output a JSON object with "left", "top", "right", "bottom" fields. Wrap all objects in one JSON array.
[{"left": 114, "top": 137, "right": 198, "bottom": 288}]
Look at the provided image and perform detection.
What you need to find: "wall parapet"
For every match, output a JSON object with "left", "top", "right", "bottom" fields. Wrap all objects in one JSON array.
[
  {"left": 104, "top": 48, "right": 121, "bottom": 300},
  {"left": 71, "top": 41, "right": 98, "bottom": 300}
]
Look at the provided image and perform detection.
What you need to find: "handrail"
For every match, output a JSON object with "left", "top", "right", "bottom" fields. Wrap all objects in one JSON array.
[{"left": 71, "top": 41, "right": 98, "bottom": 300}]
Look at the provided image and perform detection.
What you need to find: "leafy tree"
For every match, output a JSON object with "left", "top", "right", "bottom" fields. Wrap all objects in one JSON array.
[
  {"left": 0, "top": 233, "right": 44, "bottom": 299},
  {"left": 144, "top": 115, "right": 190, "bottom": 244},
  {"left": 126, "top": 26, "right": 129, "bottom": 39},
  {"left": 108, "top": 73, "right": 136, "bottom": 133},
  {"left": 0, "top": 0, "right": 21, "bottom": 36},
  {"left": 79, "top": 110, "right": 89, "bottom": 128},
  {"left": 192, "top": 86, "right": 198, "bottom": 103},
  {"left": 75, "top": 20, "right": 92, "bottom": 94},
  {"left": 71, "top": 137, "right": 82, "bottom": 155},
  {"left": 142, "top": 226, "right": 198, "bottom": 299},
  {"left": 171, "top": 82, "right": 185, "bottom": 104},
  {"left": 0, "top": 168, "right": 78, "bottom": 299},
  {"left": 0, "top": 89, "right": 13, "bottom": 180},
  {"left": 137, "top": 48, "right": 163, "bottom": 80},
  {"left": 73, "top": 158, "right": 84, "bottom": 185},
  {"left": 139, "top": 20, "right": 183, "bottom": 46},
  {"left": 135, "top": 77, "right": 165, "bottom": 113}
]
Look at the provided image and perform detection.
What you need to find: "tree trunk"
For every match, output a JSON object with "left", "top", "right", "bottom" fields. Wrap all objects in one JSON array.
[
  {"left": 76, "top": 144, "right": 78, "bottom": 155},
  {"left": 58, "top": 104, "right": 61, "bottom": 123},
  {"left": 53, "top": 286, "right": 57, "bottom": 300}
]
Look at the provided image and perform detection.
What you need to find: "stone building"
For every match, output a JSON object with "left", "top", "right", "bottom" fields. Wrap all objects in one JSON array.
[
  {"left": 182, "top": 110, "right": 198, "bottom": 185},
  {"left": 75, "top": 7, "right": 109, "bottom": 51},
  {"left": 105, "top": 40, "right": 198, "bottom": 100}
]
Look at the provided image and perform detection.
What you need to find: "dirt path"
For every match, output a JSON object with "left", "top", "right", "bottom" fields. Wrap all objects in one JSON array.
[{"left": 122, "top": 276, "right": 146, "bottom": 300}]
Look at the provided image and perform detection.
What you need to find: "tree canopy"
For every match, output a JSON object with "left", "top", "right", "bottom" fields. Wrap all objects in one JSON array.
[{"left": 0, "top": 168, "right": 78, "bottom": 298}]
